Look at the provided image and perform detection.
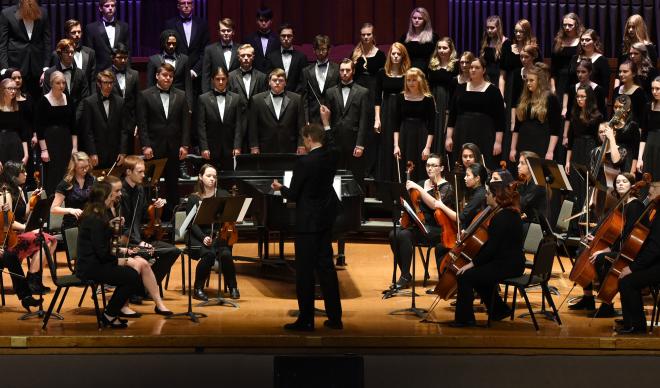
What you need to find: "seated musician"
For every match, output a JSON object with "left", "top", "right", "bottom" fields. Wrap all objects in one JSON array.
[
  {"left": 569, "top": 173, "right": 645, "bottom": 318},
  {"left": 459, "top": 163, "right": 488, "bottom": 229},
  {"left": 450, "top": 173, "right": 526, "bottom": 327},
  {"left": 616, "top": 180, "right": 660, "bottom": 334},
  {"left": 50, "top": 152, "right": 96, "bottom": 234},
  {"left": 103, "top": 175, "right": 172, "bottom": 316},
  {"left": 516, "top": 151, "right": 547, "bottom": 228},
  {"left": 589, "top": 121, "right": 627, "bottom": 217},
  {"left": 0, "top": 161, "right": 57, "bottom": 295},
  {"left": 119, "top": 156, "right": 180, "bottom": 301},
  {"left": 388, "top": 154, "right": 452, "bottom": 290},
  {"left": 187, "top": 164, "right": 240, "bottom": 301},
  {"left": 0, "top": 247, "right": 41, "bottom": 311}
]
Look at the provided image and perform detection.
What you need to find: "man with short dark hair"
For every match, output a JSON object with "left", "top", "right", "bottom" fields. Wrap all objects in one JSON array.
[
  {"left": 301, "top": 35, "right": 339, "bottom": 125},
  {"left": 202, "top": 18, "right": 240, "bottom": 93},
  {"left": 49, "top": 19, "right": 96, "bottom": 92},
  {"left": 242, "top": 7, "right": 279, "bottom": 73},
  {"left": 265, "top": 23, "right": 306, "bottom": 93},
  {"left": 84, "top": 0, "right": 131, "bottom": 71},
  {"left": 147, "top": 29, "right": 193, "bottom": 109},
  {"left": 43, "top": 39, "right": 89, "bottom": 109},
  {"left": 111, "top": 43, "right": 139, "bottom": 129}
]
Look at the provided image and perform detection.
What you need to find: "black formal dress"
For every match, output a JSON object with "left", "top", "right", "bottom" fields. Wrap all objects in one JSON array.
[
  {"left": 248, "top": 90, "right": 305, "bottom": 153},
  {"left": 301, "top": 61, "right": 340, "bottom": 125},
  {"left": 84, "top": 19, "right": 130, "bottom": 72},
  {"left": 455, "top": 208, "right": 525, "bottom": 323},
  {"left": 147, "top": 53, "right": 194, "bottom": 108},
  {"left": 398, "top": 33, "right": 439, "bottom": 70},
  {"left": 482, "top": 44, "right": 504, "bottom": 87},
  {"left": 228, "top": 67, "right": 268, "bottom": 105},
  {"left": 35, "top": 97, "right": 76, "bottom": 195},
  {"left": 374, "top": 69, "right": 404, "bottom": 181},
  {"left": 613, "top": 118, "right": 641, "bottom": 173},
  {"left": 565, "top": 82, "right": 608, "bottom": 119},
  {"left": 55, "top": 174, "right": 95, "bottom": 233},
  {"left": 280, "top": 133, "right": 342, "bottom": 325},
  {"left": 394, "top": 95, "right": 436, "bottom": 182},
  {"left": 43, "top": 64, "right": 90, "bottom": 114},
  {"left": 201, "top": 41, "right": 240, "bottom": 93},
  {"left": 0, "top": 110, "right": 28, "bottom": 164},
  {"left": 266, "top": 48, "right": 308, "bottom": 93},
  {"left": 568, "top": 54, "right": 610, "bottom": 91},
  {"left": 355, "top": 50, "right": 386, "bottom": 178},
  {"left": 78, "top": 92, "right": 129, "bottom": 169},
  {"left": 612, "top": 86, "right": 647, "bottom": 127},
  {"left": 427, "top": 65, "right": 459, "bottom": 154},
  {"left": 243, "top": 30, "right": 280, "bottom": 73},
  {"left": 513, "top": 95, "right": 562, "bottom": 157},
  {"left": 551, "top": 44, "right": 579, "bottom": 101},
  {"left": 642, "top": 104, "right": 660, "bottom": 176}
]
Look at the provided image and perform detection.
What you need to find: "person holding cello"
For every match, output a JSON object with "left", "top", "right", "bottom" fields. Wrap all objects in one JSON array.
[
  {"left": 450, "top": 172, "right": 526, "bottom": 327},
  {"left": 187, "top": 164, "right": 240, "bottom": 302}
]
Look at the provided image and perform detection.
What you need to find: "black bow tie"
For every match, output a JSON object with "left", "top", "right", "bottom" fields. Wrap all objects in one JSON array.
[
  {"left": 271, "top": 92, "right": 284, "bottom": 99},
  {"left": 282, "top": 49, "right": 293, "bottom": 55},
  {"left": 342, "top": 82, "right": 353, "bottom": 89},
  {"left": 104, "top": 20, "right": 116, "bottom": 27},
  {"left": 317, "top": 61, "right": 328, "bottom": 68},
  {"left": 102, "top": 96, "right": 110, "bottom": 101},
  {"left": 213, "top": 90, "right": 227, "bottom": 97},
  {"left": 159, "top": 88, "right": 170, "bottom": 95},
  {"left": 61, "top": 67, "right": 73, "bottom": 72},
  {"left": 222, "top": 44, "right": 232, "bottom": 50},
  {"left": 180, "top": 16, "right": 192, "bottom": 23},
  {"left": 74, "top": 45, "right": 82, "bottom": 53},
  {"left": 163, "top": 54, "right": 176, "bottom": 61},
  {"left": 114, "top": 68, "right": 125, "bottom": 75},
  {"left": 241, "top": 69, "right": 252, "bottom": 76},
  {"left": 257, "top": 31, "right": 270, "bottom": 38}
]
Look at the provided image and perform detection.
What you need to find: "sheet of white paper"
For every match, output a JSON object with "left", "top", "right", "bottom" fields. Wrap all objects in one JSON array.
[
  {"left": 282, "top": 170, "right": 293, "bottom": 203},
  {"left": 402, "top": 199, "right": 428, "bottom": 235},
  {"left": 237, "top": 198, "right": 253, "bottom": 222},
  {"left": 179, "top": 203, "right": 197, "bottom": 238},
  {"left": 333, "top": 176, "right": 342, "bottom": 201}
]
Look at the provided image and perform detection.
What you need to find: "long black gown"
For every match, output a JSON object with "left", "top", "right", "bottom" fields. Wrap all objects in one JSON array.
[
  {"left": 393, "top": 95, "right": 436, "bottom": 182},
  {"left": 483, "top": 43, "right": 504, "bottom": 86},
  {"left": 642, "top": 104, "right": 660, "bottom": 177},
  {"left": 355, "top": 50, "right": 386, "bottom": 179},
  {"left": 399, "top": 33, "right": 439, "bottom": 70},
  {"left": 0, "top": 110, "right": 28, "bottom": 164},
  {"left": 568, "top": 54, "right": 611, "bottom": 91},
  {"left": 427, "top": 65, "right": 459, "bottom": 154},
  {"left": 513, "top": 94, "right": 562, "bottom": 157},
  {"left": 551, "top": 44, "right": 579, "bottom": 101},
  {"left": 375, "top": 69, "right": 404, "bottom": 181}
]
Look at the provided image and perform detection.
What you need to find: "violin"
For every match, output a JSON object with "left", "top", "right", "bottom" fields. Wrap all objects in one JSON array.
[
  {"left": 29, "top": 168, "right": 42, "bottom": 212},
  {"left": 218, "top": 185, "right": 239, "bottom": 247},
  {"left": 400, "top": 161, "right": 425, "bottom": 229},
  {"left": 432, "top": 181, "right": 457, "bottom": 249},
  {"left": 0, "top": 185, "right": 18, "bottom": 251},
  {"left": 143, "top": 183, "right": 165, "bottom": 240}
]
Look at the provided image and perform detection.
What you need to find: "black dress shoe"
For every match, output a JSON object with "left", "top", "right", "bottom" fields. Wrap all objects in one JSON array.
[
  {"left": 154, "top": 307, "right": 173, "bottom": 316},
  {"left": 192, "top": 288, "right": 209, "bottom": 302},
  {"left": 588, "top": 304, "right": 618, "bottom": 318},
  {"left": 490, "top": 308, "right": 512, "bottom": 322},
  {"left": 615, "top": 326, "right": 646, "bottom": 335},
  {"left": 323, "top": 319, "right": 343, "bottom": 330},
  {"left": 448, "top": 320, "right": 477, "bottom": 328},
  {"left": 100, "top": 314, "right": 128, "bottom": 328},
  {"left": 395, "top": 275, "right": 412, "bottom": 289},
  {"left": 615, "top": 319, "right": 625, "bottom": 326},
  {"left": 118, "top": 311, "right": 142, "bottom": 318},
  {"left": 229, "top": 287, "right": 240, "bottom": 300},
  {"left": 20, "top": 295, "right": 41, "bottom": 311},
  {"left": 283, "top": 320, "right": 314, "bottom": 332},
  {"left": 568, "top": 296, "right": 596, "bottom": 310}
]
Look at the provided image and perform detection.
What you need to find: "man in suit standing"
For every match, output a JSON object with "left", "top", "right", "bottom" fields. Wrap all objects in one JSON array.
[
  {"left": 301, "top": 35, "right": 339, "bottom": 125},
  {"left": 266, "top": 23, "right": 307, "bottom": 93},
  {"left": 79, "top": 70, "right": 129, "bottom": 169},
  {"left": 147, "top": 29, "right": 193, "bottom": 109},
  {"left": 248, "top": 68, "right": 305, "bottom": 154},
  {"left": 271, "top": 105, "right": 342, "bottom": 331},
  {"left": 242, "top": 7, "right": 279, "bottom": 73},
  {"left": 43, "top": 39, "right": 89, "bottom": 111},
  {"left": 201, "top": 18, "right": 240, "bottom": 93},
  {"left": 0, "top": 0, "right": 51, "bottom": 100},
  {"left": 111, "top": 43, "right": 139, "bottom": 132},
  {"left": 49, "top": 19, "right": 96, "bottom": 94},
  {"left": 228, "top": 44, "right": 267, "bottom": 104},
  {"left": 137, "top": 63, "right": 191, "bottom": 216},
  {"left": 84, "top": 0, "right": 130, "bottom": 72},
  {"left": 197, "top": 66, "right": 246, "bottom": 171},
  {"left": 163, "top": 0, "right": 209, "bottom": 98}
]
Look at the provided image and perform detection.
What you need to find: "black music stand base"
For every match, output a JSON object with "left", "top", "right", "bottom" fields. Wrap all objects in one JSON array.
[
  {"left": 198, "top": 257, "right": 239, "bottom": 309},
  {"left": 167, "top": 246, "right": 207, "bottom": 323},
  {"left": 388, "top": 242, "right": 428, "bottom": 319}
]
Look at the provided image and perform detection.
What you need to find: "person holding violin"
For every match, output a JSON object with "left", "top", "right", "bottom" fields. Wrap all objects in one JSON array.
[
  {"left": 0, "top": 161, "right": 57, "bottom": 295},
  {"left": 187, "top": 164, "right": 240, "bottom": 302},
  {"left": 450, "top": 174, "right": 526, "bottom": 327},
  {"left": 51, "top": 152, "right": 95, "bottom": 235},
  {"left": 569, "top": 173, "right": 645, "bottom": 316}
]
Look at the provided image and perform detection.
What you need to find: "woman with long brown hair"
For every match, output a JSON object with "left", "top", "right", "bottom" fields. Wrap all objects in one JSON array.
[
  {"left": 0, "top": 77, "right": 28, "bottom": 166},
  {"left": 639, "top": 77, "right": 660, "bottom": 175},
  {"left": 480, "top": 15, "right": 506, "bottom": 88},
  {"left": 620, "top": 14, "right": 657, "bottom": 67},
  {"left": 499, "top": 19, "right": 541, "bottom": 98},
  {"left": 568, "top": 29, "right": 610, "bottom": 91},
  {"left": 627, "top": 42, "right": 659, "bottom": 98},
  {"left": 427, "top": 37, "right": 459, "bottom": 154},
  {"left": 550, "top": 13, "right": 583, "bottom": 99}
]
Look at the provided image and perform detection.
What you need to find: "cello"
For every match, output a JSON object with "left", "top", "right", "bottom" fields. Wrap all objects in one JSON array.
[
  {"left": 399, "top": 161, "right": 425, "bottom": 229},
  {"left": 433, "top": 181, "right": 457, "bottom": 248}
]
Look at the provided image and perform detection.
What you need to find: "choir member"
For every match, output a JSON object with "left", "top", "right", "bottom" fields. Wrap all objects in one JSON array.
[
  {"left": 188, "top": 164, "right": 240, "bottom": 301},
  {"left": 500, "top": 19, "right": 541, "bottom": 99},
  {"left": 427, "top": 37, "right": 459, "bottom": 153},
  {"left": 446, "top": 57, "right": 505, "bottom": 171},
  {"left": 639, "top": 77, "right": 660, "bottom": 175},
  {"left": 509, "top": 44, "right": 539, "bottom": 120},
  {"left": 78, "top": 70, "right": 129, "bottom": 169},
  {"left": 0, "top": 78, "right": 28, "bottom": 165},
  {"left": 242, "top": 7, "right": 280, "bottom": 73},
  {"left": 454, "top": 51, "right": 475, "bottom": 87},
  {"left": 43, "top": 39, "right": 89, "bottom": 112},
  {"left": 374, "top": 43, "right": 409, "bottom": 180},
  {"left": 248, "top": 68, "right": 305, "bottom": 154},
  {"left": 265, "top": 23, "right": 307, "bottom": 93},
  {"left": 49, "top": 19, "right": 96, "bottom": 93},
  {"left": 399, "top": 7, "right": 438, "bottom": 70},
  {"left": 202, "top": 18, "right": 240, "bottom": 93},
  {"left": 480, "top": 15, "right": 506, "bottom": 88},
  {"left": 301, "top": 35, "right": 339, "bottom": 125},
  {"left": 111, "top": 43, "right": 139, "bottom": 129},
  {"left": 50, "top": 152, "right": 95, "bottom": 234},
  {"left": 228, "top": 44, "right": 268, "bottom": 104},
  {"left": 84, "top": 0, "right": 131, "bottom": 71},
  {"left": 613, "top": 61, "right": 647, "bottom": 126},
  {"left": 393, "top": 68, "right": 436, "bottom": 182},
  {"left": 3, "top": 69, "right": 35, "bottom": 169},
  {"left": 197, "top": 66, "right": 246, "bottom": 170},
  {"left": 619, "top": 14, "right": 657, "bottom": 68},
  {"left": 550, "top": 13, "right": 583, "bottom": 98},
  {"left": 147, "top": 29, "right": 193, "bottom": 109},
  {"left": 568, "top": 29, "right": 610, "bottom": 91},
  {"left": 628, "top": 42, "right": 659, "bottom": 99},
  {"left": 613, "top": 77, "right": 645, "bottom": 174},
  {"left": 563, "top": 59, "right": 607, "bottom": 120}
]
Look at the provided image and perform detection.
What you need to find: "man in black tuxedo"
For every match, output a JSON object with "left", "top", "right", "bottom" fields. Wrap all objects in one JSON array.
[
  {"left": 271, "top": 106, "right": 342, "bottom": 331},
  {"left": 147, "top": 30, "right": 193, "bottom": 109},
  {"left": 49, "top": 19, "right": 96, "bottom": 94},
  {"left": 43, "top": 39, "right": 89, "bottom": 111},
  {"left": 201, "top": 18, "right": 240, "bottom": 93},
  {"left": 0, "top": 0, "right": 51, "bottom": 100},
  {"left": 324, "top": 58, "right": 369, "bottom": 187},
  {"left": 111, "top": 43, "right": 139, "bottom": 131},
  {"left": 79, "top": 70, "right": 129, "bottom": 169},
  {"left": 266, "top": 23, "right": 307, "bottom": 93},
  {"left": 84, "top": 0, "right": 130, "bottom": 72},
  {"left": 242, "top": 7, "right": 279, "bottom": 73},
  {"left": 228, "top": 44, "right": 267, "bottom": 104},
  {"left": 163, "top": 0, "right": 209, "bottom": 98},
  {"left": 137, "top": 63, "right": 191, "bottom": 215},
  {"left": 248, "top": 68, "right": 305, "bottom": 154},
  {"left": 301, "top": 35, "right": 339, "bottom": 125},
  {"left": 197, "top": 66, "right": 246, "bottom": 171}
]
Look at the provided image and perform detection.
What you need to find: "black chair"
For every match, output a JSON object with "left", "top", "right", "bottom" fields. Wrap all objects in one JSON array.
[
  {"left": 42, "top": 227, "right": 102, "bottom": 330},
  {"left": 164, "top": 209, "right": 187, "bottom": 295},
  {"left": 488, "top": 237, "right": 562, "bottom": 331},
  {"left": 650, "top": 285, "right": 660, "bottom": 333}
]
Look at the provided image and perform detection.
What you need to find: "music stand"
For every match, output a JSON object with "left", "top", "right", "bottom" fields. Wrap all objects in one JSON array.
[
  {"left": 19, "top": 196, "right": 59, "bottom": 321},
  {"left": 90, "top": 164, "right": 128, "bottom": 179},
  {"left": 144, "top": 158, "right": 168, "bottom": 186}
]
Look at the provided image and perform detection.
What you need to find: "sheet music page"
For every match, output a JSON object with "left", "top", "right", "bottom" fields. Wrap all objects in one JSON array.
[
  {"left": 402, "top": 199, "right": 428, "bottom": 235},
  {"left": 179, "top": 203, "right": 197, "bottom": 238},
  {"left": 333, "top": 176, "right": 342, "bottom": 201},
  {"left": 282, "top": 170, "right": 293, "bottom": 203},
  {"left": 237, "top": 198, "right": 253, "bottom": 222}
]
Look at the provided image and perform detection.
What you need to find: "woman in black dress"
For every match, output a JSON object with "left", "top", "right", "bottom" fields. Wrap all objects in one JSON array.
[
  {"left": 510, "top": 64, "right": 561, "bottom": 161},
  {"left": 427, "top": 37, "right": 459, "bottom": 154},
  {"left": 568, "top": 29, "right": 610, "bottom": 91},
  {"left": 612, "top": 87, "right": 644, "bottom": 174},
  {"left": 398, "top": 7, "right": 438, "bottom": 71},
  {"left": 352, "top": 23, "right": 386, "bottom": 178},
  {"left": 375, "top": 43, "right": 410, "bottom": 181},
  {"left": 619, "top": 14, "right": 657, "bottom": 68},
  {"left": 393, "top": 68, "right": 436, "bottom": 183},
  {"left": 188, "top": 164, "right": 240, "bottom": 301},
  {"left": 565, "top": 85, "right": 604, "bottom": 175},
  {"left": 0, "top": 78, "right": 28, "bottom": 165},
  {"left": 563, "top": 59, "right": 608, "bottom": 120},
  {"left": 628, "top": 42, "right": 658, "bottom": 99},
  {"left": 459, "top": 162, "right": 488, "bottom": 229},
  {"left": 480, "top": 15, "right": 507, "bottom": 89},
  {"left": 453, "top": 51, "right": 475, "bottom": 89},
  {"left": 613, "top": 60, "right": 647, "bottom": 126},
  {"left": 639, "top": 77, "right": 660, "bottom": 175},
  {"left": 499, "top": 19, "right": 541, "bottom": 99},
  {"left": 50, "top": 152, "right": 95, "bottom": 234},
  {"left": 36, "top": 71, "right": 77, "bottom": 195},
  {"left": 509, "top": 44, "right": 539, "bottom": 123},
  {"left": 550, "top": 13, "right": 583, "bottom": 99},
  {"left": 446, "top": 57, "right": 505, "bottom": 171}
]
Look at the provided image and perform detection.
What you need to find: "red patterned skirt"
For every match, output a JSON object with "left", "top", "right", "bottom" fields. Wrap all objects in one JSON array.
[{"left": 11, "top": 232, "right": 57, "bottom": 261}]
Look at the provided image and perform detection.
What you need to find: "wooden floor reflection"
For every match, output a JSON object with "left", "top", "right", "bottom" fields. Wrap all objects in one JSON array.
[{"left": 1, "top": 242, "right": 660, "bottom": 354}]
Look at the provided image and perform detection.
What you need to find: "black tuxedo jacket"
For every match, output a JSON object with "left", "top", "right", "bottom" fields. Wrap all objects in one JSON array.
[
  {"left": 248, "top": 90, "right": 304, "bottom": 153},
  {"left": 0, "top": 5, "right": 51, "bottom": 76},
  {"left": 146, "top": 53, "right": 193, "bottom": 108},
  {"left": 78, "top": 92, "right": 129, "bottom": 168},
  {"left": 43, "top": 64, "right": 90, "bottom": 110},
  {"left": 228, "top": 68, "right": 268, "bottom": 103},
  {"left": 266, "top": 49, "right": 307, "bottom": 93},
  {"left": 49, "top": 45, "right": 97, "bottom": 93},
  {"left": 137, "top": 86, "right": 191, "bottom": 157},
  {"left": 201, "top": 42, "right": 240, "bottom": 93},
  {"left": 163, "top": 15, "right": 209, "bottom": 75},
  {"left": 196, "top": 90, "right": 246, "bottom": 161},
  {"left": 325, "top": 83, "right": 370, "bottom": 148},
  {"left": 243, "top": 31, "right": 280, "bottom": 73},
  {"left": 301, "top": 62, "right": 340, "bottom": 124},
  {"left": 112, "top": 67, "right": 139, "bottom": 128},
  {"left": 281, "top": 135, "right": 339, "bottom": 233},
  {"left": 84, "top": 20, "right": 130, "bottom": 71}
]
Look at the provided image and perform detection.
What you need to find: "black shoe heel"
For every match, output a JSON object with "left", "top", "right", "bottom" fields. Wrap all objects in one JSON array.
[{"left": 100, "top": 314, "right": 128, "bottom": 328}]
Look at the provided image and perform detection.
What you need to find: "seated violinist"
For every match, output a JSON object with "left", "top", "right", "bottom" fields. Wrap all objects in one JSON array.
[
  {"left": 569, "top": 173, "right": 645, "bottom": 317},
  {"left": 388, "top": 154, "right": 453, "bottom": 291},
  {"left": 450, "top": 172, "right": 526, "bottom": 327},
  {"left": 616, "top": 180, "right": 660, "bottom": 334},
  {"left": 187, "top": 164, "right": 240, "bottom": 301}
]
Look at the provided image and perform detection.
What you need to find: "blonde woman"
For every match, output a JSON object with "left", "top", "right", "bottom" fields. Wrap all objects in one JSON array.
[
  {"left": 399, "top": 7, "right": 438, "bottom": 70},
  {"left": 620, "top": 14, "right": 657, "bottom": 66},
  {"left": 50, "top": 151, "right": 95, "bottom": 233},
  {"left": 0, "top": 78, "right": 28, "bottom": 165},
  {"left": 427, "top": 37, "right": 459, "bottom": 153}
]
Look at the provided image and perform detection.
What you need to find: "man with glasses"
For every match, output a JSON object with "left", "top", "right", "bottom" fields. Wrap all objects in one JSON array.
[
  {"left": 43, "top": 39, "right": 89, "bottom": 110},
  {"left": 48, "top": 19, "right": 96, "bottom": 93}
]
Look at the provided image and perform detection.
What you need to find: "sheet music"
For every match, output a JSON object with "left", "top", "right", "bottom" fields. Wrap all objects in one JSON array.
[
  {"left": 282, "top": 170, "right": 293, "bottom": 203},
  {"left": 402, "top": 199, "right": 428, "bottom": 235},
  {"left": 333, "top": 176, "right": 342, "bottom": 201},
  {"left": 237, "top": 198, "right": 253, "bottom": 222},
  {"left": 179, "top": 203, "right": 197, "bottom": 238}
]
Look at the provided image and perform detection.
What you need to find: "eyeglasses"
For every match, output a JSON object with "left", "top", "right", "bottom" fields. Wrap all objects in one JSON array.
[{"left": 426, "top": 163, "right": 440, "bottom": 168}]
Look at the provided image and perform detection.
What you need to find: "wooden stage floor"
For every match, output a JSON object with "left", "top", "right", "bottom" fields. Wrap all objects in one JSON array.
[{"left": 1, "top": 241, "right": 660, "bottom": 355}]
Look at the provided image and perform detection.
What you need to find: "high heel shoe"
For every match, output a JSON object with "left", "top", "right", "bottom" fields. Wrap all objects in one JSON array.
[
  {"left": 154, "top": 307, "right": 173, "bottom": 316},
  {"left": 100, "top": 314, "right": 128, "bottom": 328},
  {"left": 21, "top": 295, "right": 41, "bottom": 311}
]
